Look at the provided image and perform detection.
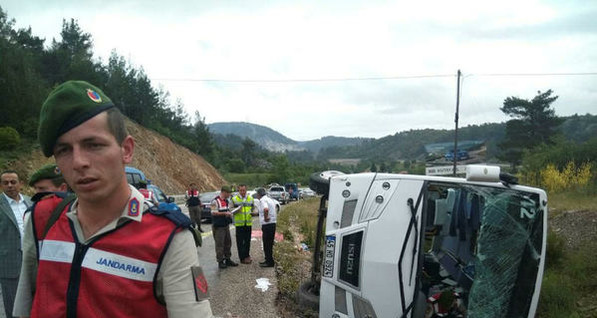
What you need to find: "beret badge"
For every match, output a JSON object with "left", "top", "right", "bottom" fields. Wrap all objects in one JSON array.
[{"left": 87, "top": 88, "right": 102, "bottom": 103}]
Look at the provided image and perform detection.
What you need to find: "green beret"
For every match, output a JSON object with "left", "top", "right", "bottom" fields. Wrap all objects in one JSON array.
[
  {"left": 221, "top": 185, "right": 232, "bottom": 193},
  {"left": 38, "top": 80, "right": 114, "bottom": 157},
  {"left": 28, "top": 164, "right": 62, "bottom": 186}
]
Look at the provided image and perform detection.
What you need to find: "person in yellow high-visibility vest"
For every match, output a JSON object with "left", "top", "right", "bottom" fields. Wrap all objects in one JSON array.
[{"left": 231, "top": 184, "right": 256, "bottom": 264}]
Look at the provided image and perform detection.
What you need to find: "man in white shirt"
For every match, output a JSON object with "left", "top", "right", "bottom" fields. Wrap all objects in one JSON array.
[
  {"left": 0, "top": 170, "right": 32, "bottom": 318},
  {"left": 253, "top": 188, "right": 277, "bottom": 268}
]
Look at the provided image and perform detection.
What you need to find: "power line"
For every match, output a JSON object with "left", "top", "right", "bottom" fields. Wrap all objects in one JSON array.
[
  {"left": 151, "top": 74, "right": 454, "bottom": 83},
  {"left": 470, "top": 72, "right": 597, "bottom": 77},
  {"left": 151, "top": 71, "right": 597, "bottom": 83}
]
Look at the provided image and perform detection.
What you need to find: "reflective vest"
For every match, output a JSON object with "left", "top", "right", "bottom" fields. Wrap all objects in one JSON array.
[
  {"left": 212, "top": 196, "right": 231, "bottom": 228},
  {"left": 30, "top": 199, "right": 179, "bottom": 318},
  {"left": 186, "top": 189, "right": 200, "bottom": 206},
  {"left": 231, "top": 194, "right": 254, "bottom": 227}
]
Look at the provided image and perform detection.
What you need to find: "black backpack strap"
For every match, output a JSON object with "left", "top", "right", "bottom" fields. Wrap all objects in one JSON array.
[
  {"left": 149, "top": 206, "right": 202, "bottom": 247},
  {"left": 42, "top": 194, "right": 77, "bottom": 239}
]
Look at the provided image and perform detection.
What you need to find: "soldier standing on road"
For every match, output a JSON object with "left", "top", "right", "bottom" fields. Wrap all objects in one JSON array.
[
  {"left": 253, "top": 188, "right": 277, "bottom": 268},
  {"left": 12, "top": 80, "right": 213, "bottom": 318},
  {"left": 231, "top": 184, "right": 255, "bottom": 264},
  {"left": 186, "top": 182, "right": 203, "bottom": 232},
  {"left": 211, "top": 186, "right": 239, "bottom": 269},
  {"left": 0, "top": 170, "right": 32, "bottom": 318}
]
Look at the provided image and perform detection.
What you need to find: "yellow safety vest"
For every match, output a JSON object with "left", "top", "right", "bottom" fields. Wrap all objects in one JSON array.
[{"left": 231, "top": 194, "right": 254, "bottom": 227}]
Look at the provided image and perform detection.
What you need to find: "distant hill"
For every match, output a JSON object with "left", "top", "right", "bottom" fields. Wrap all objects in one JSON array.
[
  {"left": 298, "top": 136, "right": 373, "bottom": 153},
  {"left": 208, "top": 122, "right": 368, "bottom": 153},
  {"left": 209, "top": 114, "right": 597, "bottom": 162},
  {"left": 209, "top": 122, "right": 304, "bottom": 152}
]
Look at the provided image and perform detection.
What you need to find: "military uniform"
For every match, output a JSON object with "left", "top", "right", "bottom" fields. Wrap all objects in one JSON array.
[{"left": 13, "top": 80, "right": 213, "bottom": 317}]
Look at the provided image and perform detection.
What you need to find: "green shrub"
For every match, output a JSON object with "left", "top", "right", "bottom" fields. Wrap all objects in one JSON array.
[{"left": 0, "top": 127, "right": 20, "bottom": 150}]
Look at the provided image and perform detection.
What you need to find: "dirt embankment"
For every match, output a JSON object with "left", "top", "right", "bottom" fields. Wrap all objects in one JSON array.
[{"left": 11, "top": 118, "right": 226, "bottom": 194}]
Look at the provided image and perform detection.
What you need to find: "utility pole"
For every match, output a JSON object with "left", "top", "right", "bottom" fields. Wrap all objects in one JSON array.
[{"left": 453, "top": 70, "right": 461, "bottom": 176}]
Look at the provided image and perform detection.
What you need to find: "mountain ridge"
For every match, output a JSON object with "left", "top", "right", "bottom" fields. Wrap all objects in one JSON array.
[{"left": 209, "top": 114, "right": 597, "bottom": 161}]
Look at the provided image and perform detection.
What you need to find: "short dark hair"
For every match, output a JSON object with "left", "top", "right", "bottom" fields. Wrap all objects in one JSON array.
[
  {"left": 238, "top": 184, "right": 247, "bottom": 188},
  {"left": 106, "top": 107, "right": 128, "bottom": 144},
  {"left": 1, "top": 170, "right": 19, "bottom": 179}
]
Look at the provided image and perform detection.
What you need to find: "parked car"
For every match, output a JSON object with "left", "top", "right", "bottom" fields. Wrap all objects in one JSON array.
[
  {"left": 445, "top": 149, "right": 470, "bottom": 161},
  {"left": 299, "top": 188, "right": 316, "bottom": 199},
  {"left": 125, "top": 166, "right": 182, "bottom": 214},
  {"left": 285, "top": 182, "right": 299, "bottom": 201},
  {"left": 199, "top": 191, "right": 219, "bottom": 223},
  {"left": 268, "top": 186, "right": 288, "bottom": 204},
  {"left": 147, "top": 184, "right": 182, "bottom": 214},
  {"left": 253, "top": 194, "right": 281, "bottom": 214},
  {"left": 125, "top": 166, "right": 148, "bottom": 188}
]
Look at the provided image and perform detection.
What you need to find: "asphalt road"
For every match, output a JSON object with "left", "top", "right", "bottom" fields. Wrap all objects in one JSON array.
[
  {"left": 0, "top": 204, "right": 279, "bottom": 318},
  {"left": 187, "top": 204, "right": 280, "bottom": 318}
]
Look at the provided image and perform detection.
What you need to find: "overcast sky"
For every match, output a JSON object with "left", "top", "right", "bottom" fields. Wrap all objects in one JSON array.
[{"left": 3, "top": 0, "right": 596, "bottom": 141}]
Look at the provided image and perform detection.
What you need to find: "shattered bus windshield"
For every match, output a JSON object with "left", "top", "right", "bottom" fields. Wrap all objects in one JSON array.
[{"left": 416, "top": 182, "right": 544, "bottom": 318}]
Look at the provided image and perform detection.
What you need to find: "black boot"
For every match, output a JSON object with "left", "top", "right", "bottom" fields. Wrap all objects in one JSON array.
[
  {"left": 218, "top": 260, "right": 227, "bottom": 269},
  {"left": 225, "top": 258, "right": 238, "bottom": 267}
]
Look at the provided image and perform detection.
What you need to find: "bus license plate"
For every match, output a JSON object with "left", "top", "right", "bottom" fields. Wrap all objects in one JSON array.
[{"left": 323, "top": 235, "right": 336, "bottom": 278}]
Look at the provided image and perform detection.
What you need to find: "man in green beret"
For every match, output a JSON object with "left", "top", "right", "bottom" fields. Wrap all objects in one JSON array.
[
  {"left": 13, "top": 81, "right": 213, "bottom": 318},
  {"left": 28, "top": 164, "right": 67, "bottom": 194}
]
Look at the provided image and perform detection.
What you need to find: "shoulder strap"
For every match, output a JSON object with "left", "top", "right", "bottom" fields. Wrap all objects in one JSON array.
[
  {"left": 42, "top": 194, "right": 77, "bottom": 239},
  {"left": 149, "top": 206, "right": 202, "bottom": 247}
]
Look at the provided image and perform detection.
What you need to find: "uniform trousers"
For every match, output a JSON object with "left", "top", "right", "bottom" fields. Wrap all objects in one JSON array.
[
  {"left": 261, "top": 223, "right": 276, "bottom": 264},
  {"left": 188, "top": 205, "right": 202, "bottom": 229},
  {"left": 235, "top": 225, "right": 252, "bottom": 260},
  {"left": 1, "top": 277, "right": 18, "bottom": 318},
  {"left": 213, "top": 225, "right": 232, "bottom": 262}
]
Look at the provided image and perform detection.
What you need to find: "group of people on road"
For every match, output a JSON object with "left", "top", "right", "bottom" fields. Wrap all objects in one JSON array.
[
  {"left": 209, "top": 184, "right": 278, "bottom": 269},
  {"left": 0, "top": 80, "right": 281, "bottom": 317}
]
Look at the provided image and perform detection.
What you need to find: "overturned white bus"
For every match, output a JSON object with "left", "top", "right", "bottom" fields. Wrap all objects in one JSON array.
[{"left": 300, "top": 165, "right": 547, "bottom": 318}]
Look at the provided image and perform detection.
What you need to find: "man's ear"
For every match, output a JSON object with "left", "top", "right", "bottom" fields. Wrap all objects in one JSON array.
[{"left": 121, "top": 135, "right": 135, "bottom": 164}]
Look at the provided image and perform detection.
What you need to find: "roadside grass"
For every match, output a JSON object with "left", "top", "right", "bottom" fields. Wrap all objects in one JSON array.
[
  {"left": 274, "top": 198, "right": 321, "bottom": 313},
  {"left": 538, "top": 237, "right": 597, "bottom": 318},
  {"left": 223, "top": 172, "right": 273, "bottom": 188},
  {"left": 548, "top": 189, "right": 597, "bottom": 216},
  {"left": 537, "top": 188, "right": 597, "bottom": 317}
]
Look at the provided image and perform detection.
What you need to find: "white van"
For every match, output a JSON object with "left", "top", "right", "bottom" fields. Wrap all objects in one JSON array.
[{"left": 302, "top": 165, "right": 547, "bottom": 318}]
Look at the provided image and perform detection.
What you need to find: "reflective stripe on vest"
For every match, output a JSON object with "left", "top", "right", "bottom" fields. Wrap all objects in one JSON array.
[
  {"left": 31, "top": 204, "right": 175, "bottom": 318},
  {"left": 39, "top": 240, "right": 158, "bottom": 281},
  {"left": 231, "top": 195, "right": 253, "bottom": 227}
]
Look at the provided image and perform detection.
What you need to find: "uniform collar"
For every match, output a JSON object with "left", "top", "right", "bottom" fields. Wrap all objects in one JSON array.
[{"left": 69, "top": 185, "right": 148, "bottom": 223}]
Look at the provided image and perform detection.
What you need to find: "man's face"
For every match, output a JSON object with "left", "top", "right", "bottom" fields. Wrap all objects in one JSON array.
[
  {"left": 1, "top": 172, "right": 21, "bottom": 200},
  {"left": 53, "top": 112, "right": 134, "bottom": 203},
  {"left": 33, "top": 179, "right": 64, "bottom": 193},
  {"left": 239, "top": 186, "right": 247, "bottom": 197},
  {"left": 221, "top": 191, "right": 230, "bottom": 199},
  {"left": 191, "top": 184, "right": 197, "bottom": 190}
]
